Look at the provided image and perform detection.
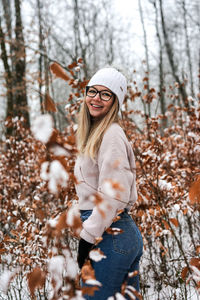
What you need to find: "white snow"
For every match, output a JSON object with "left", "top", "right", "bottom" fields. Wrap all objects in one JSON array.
[
  {"left": 188, "top": 132, "right": 198, "bottom": 140},
  {"left": 89, "top": 249, "right": 106, "bottom": 262},
  {"left": 66, "top": 203, "right": 80, "bottom": 226},
  {"left": 110, "top": 227, "right": 122, "bottom": 235},
  {"left": 40, "top": 160, "right": 69, "bottom": 194},
  {"left": 194, "top": 145, "right": 200, "bottom": 152},
  {"left": 73, "top": 124, "right": 78, "bottom": 131},
  {"left": 48, "top": 255, "right": 65, "bottom": 292},
  {"left": 40, "top": 161, "right": 49, "bottom": 181},
  {"left": 70, "top": 290, "right": 85, "bottom": 300},
  {"left": 85, "top": 279, "right": 102, "bottom": 286},
  {"left": 107, "top": 292, "right": 127, "bottom": 300},
  {"left": 48, "top": 160, "right": 69, "bottom": 194},
  {"left": 174, "top": 204, "right": 180, "bottom": 211},
  {"left": 102, "top": 180, "right": 116, "bottom": 198},
  {"left": 158, "top": 179, "right": 173, "bottom": 191},
  {"left": 63, "top": 250, "right": 78, "bottom": 279},
  {"left": 31, "top": 114, "right": 54, "bottom": 143},
  {"left": 162, "top": 229, "right": 171, "bottom": 236},
  {"left": 125, "top": 285, "right": 136, "bottom": 299},
  {"left": 48, "top": 216, "right": 59, "bottom": 228},
  {"left": 142, "top": 150, "right": 157, "bottom": 160},
  {"left": 0, "top": 270, "right": 16, "bottom": 294},
  {"left": 50, "top": 145, "right": 69, "bottom": 156}
]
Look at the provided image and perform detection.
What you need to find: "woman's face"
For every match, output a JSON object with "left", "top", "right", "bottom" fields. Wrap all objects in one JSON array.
[{"left": 85, "top": 85, "right": 114, "bottom": 120}]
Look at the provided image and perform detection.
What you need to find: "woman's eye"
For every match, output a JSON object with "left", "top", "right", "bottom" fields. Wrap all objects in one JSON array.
[
  {"left": 102, "top": 92, "right": 111, "bottom": 97},
  {"left": 89, "top": 89, "right": 96, "bottom": 94}
]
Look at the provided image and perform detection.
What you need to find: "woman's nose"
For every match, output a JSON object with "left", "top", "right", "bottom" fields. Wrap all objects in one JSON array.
[{"left": 93, "top": 92, "right": 101, "bottom": 101}]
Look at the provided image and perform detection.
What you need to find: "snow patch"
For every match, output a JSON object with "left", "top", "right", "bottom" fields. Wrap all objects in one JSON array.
[
  {"left": 0, "top": 270, "right": 17, "bottom": 294},
  {"left": 31, "top": 114, "right": 54, "bottom": 143},
  {"left": 158, "top": 179, "right": 173, "bottom": 191},
  {"left": 89, "top": 249, "right": 106, "bottom": 262}
]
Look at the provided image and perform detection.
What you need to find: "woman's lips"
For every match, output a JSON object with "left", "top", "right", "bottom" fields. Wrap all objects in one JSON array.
[{"left": 90, "top": 103, "right": 103, "bottom": 109}]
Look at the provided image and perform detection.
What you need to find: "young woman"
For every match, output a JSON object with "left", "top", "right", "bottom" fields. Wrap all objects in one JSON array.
[{"left": 74, "top": 67, "right": 143, "bottom": 300}]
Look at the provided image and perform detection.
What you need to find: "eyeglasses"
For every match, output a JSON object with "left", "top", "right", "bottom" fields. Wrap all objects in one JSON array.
[{"left": 86, "top": 86, "right": 114, "bottom": 102}]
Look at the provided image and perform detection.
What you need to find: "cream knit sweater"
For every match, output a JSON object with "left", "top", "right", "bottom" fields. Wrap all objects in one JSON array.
[{"left": 74, "top": 123, "right": 137, "bottom": 243}]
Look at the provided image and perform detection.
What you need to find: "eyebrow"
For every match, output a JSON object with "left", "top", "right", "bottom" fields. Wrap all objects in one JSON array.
[{"left": 91, "top": 87, "right": 112, "bottom": 93}]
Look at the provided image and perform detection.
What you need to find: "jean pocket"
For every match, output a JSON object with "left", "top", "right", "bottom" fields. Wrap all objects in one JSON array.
[{"left": 112, "top": 218, "right": 139, "bottom": 255}]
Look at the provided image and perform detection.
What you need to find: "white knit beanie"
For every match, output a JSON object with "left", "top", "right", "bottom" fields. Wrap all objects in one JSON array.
[{"left": 87, "top": 67, "right": 127, "bottom": 108}]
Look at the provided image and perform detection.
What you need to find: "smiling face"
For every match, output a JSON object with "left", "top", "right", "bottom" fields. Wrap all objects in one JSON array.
[{"left": 85, "top": 85, "right": 115, "bottom": 120}]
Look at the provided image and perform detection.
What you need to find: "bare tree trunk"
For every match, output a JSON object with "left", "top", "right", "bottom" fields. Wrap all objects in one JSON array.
[
  {"left": 181, "top": 0, "right": 195, "bottom": 100},
  {"left": 1, "top": 0, "right": 15, "bottom": 120},
  {"left": 159, "top": 0, "right": 188, "bottom": 108},
  {"left": 92, "top": 10, "right": 98, "bottom": 71},
  {"left": 14, "top": 0, "right": 29, "bottom": 125},
  {"left": 2, "top": 0, "right": 14, "bottom": 64},
  {"left": 152, "top": 0, "right": 167, "bottom": 128},
  {"left": 0, "top": 16, "right": 13, "bottom": 116},
  {"left": 73, "top": 0, "right": 79, "bottom": 61},
  {"left": 102, "top": 2, "right": 115, "bottom": 66},
  {"left": 37, "top": 0, "right": 44, "bottom": 113},
  {"left": 199, "top": 49, "right": 200, "bottom": 93},
  {"left": 73, "top": 0, "right": 88, "bottom": 78},
  {"left": 138, "top": 0, "right": 151, "bottom": 117}
]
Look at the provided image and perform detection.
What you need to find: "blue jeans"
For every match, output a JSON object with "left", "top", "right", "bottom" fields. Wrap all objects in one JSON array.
[{"left": 80, "top": 210, "right": 143, "bottom": 300}]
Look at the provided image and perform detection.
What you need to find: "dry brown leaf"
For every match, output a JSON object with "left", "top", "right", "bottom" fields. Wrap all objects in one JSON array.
[
  {"left": 128, "top": 270, "right": 138, "bottom": 278},
  {"left": 44, "top": 93, "right": 57, "bottom": 112},
  {"left": 81, "top": 260, "right": 96, "bottom": 282},
  {"left": 162, "top": 220, "right": 170, "bottom": 230},
  {"left": 189, "top": 177, "right": 200, "bottom": 205},
  {"left": 112, "top": 215, "right": 121, "bottom": 223},
  {"left": 190, "top": 257, "right": 200, "bottom": 269},
  {"left": 106, "top": 227, "right": 123, "bottom": 235},
  {"left": 27, "top": 267, "right": 46, "bottom": 297},
  {"left": 77, "top": 57, "right": 83, "bottom": 63},
  {"left": 181, "top": 266, "right": 188, "bottom": 281},
  {"left": 132, "top": 290, "right": 143, "bottom": 300},
  {"left": 94, "top": 237, "right": 103, "bottom": 245},
  {"left": 56, "top": 211, "right": 68, "bottom": 233},
  {"left": 66, "top": 209, "right": 82, "bottom": 238},
  {"left": 169, "top": 218, "right": 179, "bottom": 227},
  {"left": 183, "top": 208, "right": 188, "bottom": 215},
  {"left": 82, "top": 286, "right": 99, "bottom": 296},
  {"left": 196, "top": 245, "right": 200, "bottom": 255},
  {"left": 50, "top": 62, "right": 70, "bottom": 81},
  {"left": 68, "top": 61, "right": 78, "bottom": 69},
  {"left": 92, "top": 193, "right": 107, "bottom": 218},
  {"left": 149, "top": 208, "right": 155, "bottom": 216}
]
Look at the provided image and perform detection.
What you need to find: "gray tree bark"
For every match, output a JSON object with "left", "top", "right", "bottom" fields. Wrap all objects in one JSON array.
[
  {"left": 181, "top": 0, "right": 195, "bottom": 99},
  {"left": 14, "top": 0, "right": 29, "bottom": 125},
  {"left": 138, "top": 0, "right": 151, "bottom": 117},
  {"left": 159, "top": 0, "right": 188, "bottom": 108}
]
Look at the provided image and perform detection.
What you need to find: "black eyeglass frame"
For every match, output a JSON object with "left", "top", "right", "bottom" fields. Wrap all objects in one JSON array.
[{"left": 85, "top": 86, "right": 115, "bottom": 102}]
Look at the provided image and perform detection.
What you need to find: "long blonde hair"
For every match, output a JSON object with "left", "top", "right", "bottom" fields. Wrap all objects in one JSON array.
[{"left": 76, "top": 97, "right": 119, "bottom": 159}]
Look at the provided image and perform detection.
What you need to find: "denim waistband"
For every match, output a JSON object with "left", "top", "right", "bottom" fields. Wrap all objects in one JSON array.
[
  {"left": 80, "top": 208, "right": 128, "bottom": 214},
  {"left": 80, "top": 208, "right": 129, "bottom": 222}
]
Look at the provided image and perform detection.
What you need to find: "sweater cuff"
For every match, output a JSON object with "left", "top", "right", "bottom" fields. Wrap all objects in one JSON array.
[{"left": 80, "top": 228, "right": 95, "bottom": 244}]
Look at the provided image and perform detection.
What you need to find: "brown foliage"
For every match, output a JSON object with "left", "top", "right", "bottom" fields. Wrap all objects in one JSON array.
[
  {"left": 27, "top": 267, "right": 46, "bottom": 298},
  {"left": 189, "top": 176, "right": 200, "bottom": 206},
  {"left": 44, "top": 93, "right": 57, "bottom": 112},
  {"left": 50, "top": 62, "right": 70, "bottom": 81},
  {"left": 0, "top": 65, "right": 199, "bottom": 299}
]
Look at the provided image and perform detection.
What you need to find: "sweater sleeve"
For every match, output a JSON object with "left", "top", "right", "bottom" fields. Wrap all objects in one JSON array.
[{"left": 80, "top": 124, "right": 135, "bottom": 244}]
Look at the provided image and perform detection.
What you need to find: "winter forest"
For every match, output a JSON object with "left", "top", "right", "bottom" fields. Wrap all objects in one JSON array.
[{"left": 0, "top": 0, "right": 200, "bottom": 299}]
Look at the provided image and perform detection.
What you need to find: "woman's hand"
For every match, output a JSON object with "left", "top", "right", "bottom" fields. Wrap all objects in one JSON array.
[{"left": 78, "top": 238, "right": 93, "bottom": 268}]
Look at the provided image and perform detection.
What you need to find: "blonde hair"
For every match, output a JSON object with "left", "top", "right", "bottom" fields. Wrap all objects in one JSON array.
[{"left": 76, "top": 97, "right": 119, "bottom": 159}]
